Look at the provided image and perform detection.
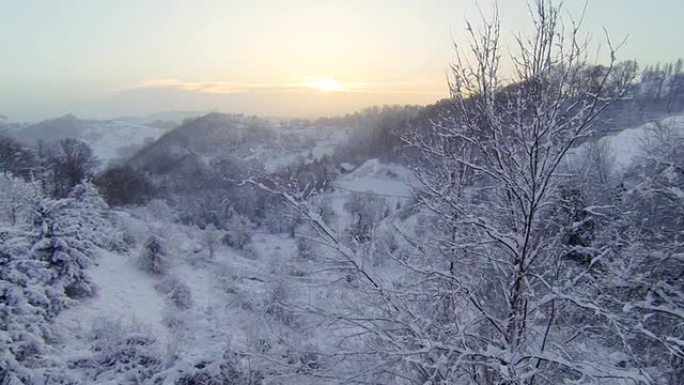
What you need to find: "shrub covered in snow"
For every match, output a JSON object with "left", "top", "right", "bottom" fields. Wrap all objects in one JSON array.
[
  {"left": 262, "top": 281, "right": 297, "bottom": 327},
  {"left": 0, "top": 173, "right": 40, "bottom": 226},
  {"left": 138, "top": 235, "right": 168, "bottom": 275},
  {"left": 156, "top": 277, "right": 193, "bottom": 310},
  {"left": 201, "top": 224, "right": 221, "bottom": 259},
  {"left": 70, "top": 319, "right": 162, "bottom": 384},
  {"left": 170, "top": 349, "right": 263, "bottom": 385},
  {"left": 221, "top": 209, "right": 254, "bottom": 250},
  {"left": 343, "top": 192, "right": 388, "bottom": 243}
]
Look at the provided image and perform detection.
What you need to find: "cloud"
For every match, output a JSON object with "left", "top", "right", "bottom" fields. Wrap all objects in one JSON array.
[
  {"left": 81, "top": 77, "right": 449, "bottom": 119},
  {"left": 78, "top": 80, "right": 449, "bottom": 120},
  {"left": 126, "top": 77, "right": 447, "bottom": 96},
  {"left": 130, "top": 79, "right": 254, "bottom": 94}
]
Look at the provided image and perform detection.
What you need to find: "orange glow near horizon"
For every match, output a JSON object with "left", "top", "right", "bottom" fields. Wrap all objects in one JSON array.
[
  {"left": 2, "top": 0, "right": 674, "bottom": 121},
  {"left": 301, "top": 76, "right": 346, "bottom": 92}
]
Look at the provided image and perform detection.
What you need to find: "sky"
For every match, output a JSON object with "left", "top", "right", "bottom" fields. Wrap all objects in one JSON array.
[{"left": 1, "top": 0, "right": 682, "bottom": 121}]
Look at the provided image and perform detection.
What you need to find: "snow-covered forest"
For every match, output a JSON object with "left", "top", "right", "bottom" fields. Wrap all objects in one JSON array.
[{"left": 1, "top": 2, "right": 684, "bottom": 384}]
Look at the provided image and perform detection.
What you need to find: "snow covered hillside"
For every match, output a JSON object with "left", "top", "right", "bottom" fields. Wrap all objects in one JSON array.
[
  {"left": 3, "top": 0, "right": 684, "bottom": 382},
  {"left": 14, "top": 114, "right": 169, "bottom": 166},
  {"left": 0, "top": 104, "right": 683, "bottom": 385},
  {"left": 58, "top": 169, "right": 404, "bottom": 382},
  {"left": 131, "top": 113, "right": 350, "bottom": 173},
  {"left": 2, "top": 109, "right": 683, "bottom": 384},
  {"left": 335, "top": 158, "right": 415, "bottom": 198},
  {"left": 568, "top": 113, "right": 684, "bottom": 173},
  {"left": 601, "top": 114, "right": 684, "bottom": 168}
]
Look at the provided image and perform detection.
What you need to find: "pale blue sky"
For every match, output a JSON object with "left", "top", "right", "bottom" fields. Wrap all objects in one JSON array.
[{"left": 1, "top": 0, "right": 681, "bottom": 121}]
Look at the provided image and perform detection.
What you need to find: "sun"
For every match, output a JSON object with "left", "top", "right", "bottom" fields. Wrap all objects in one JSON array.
[{"left": 302, "top": 76, "right": 345, "bottom": 92}]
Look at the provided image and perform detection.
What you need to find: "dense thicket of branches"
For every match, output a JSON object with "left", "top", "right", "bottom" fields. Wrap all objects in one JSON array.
[
  {"left": 40, "top": 138, "right": 99, "bottom": 198},
  {"left": 254, "top": 2, "right": 682, "bottom": 385}
]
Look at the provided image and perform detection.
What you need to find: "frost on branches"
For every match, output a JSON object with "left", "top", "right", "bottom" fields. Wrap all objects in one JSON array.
[{"left": 251, "top": 2, "right": 679, "bottom": 385}]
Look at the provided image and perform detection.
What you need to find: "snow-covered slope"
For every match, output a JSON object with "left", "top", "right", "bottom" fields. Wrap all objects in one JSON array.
[
  {"left": 567, "top": 113, "right": 684, "bottom": 173},
  {"left": 83, "top": 120, "right": 167, "bottom": 164},
  {"left": 51, "top": 203, "right": 308, "bottom": 380},
  {"left": 133, "top": 113, "right": 350, "bottom": 174},
  {"left": 56, "top": 248, "right": 169, "bottom": 344},
  {"left": 16, "top": 114, "right": 168, "bottom": 166},
  {"left": 251, "top": 122, "right": 349, "bottom": 172},
  {"left": 335, "top": 158, "right": 415, "bottom": 198},
  {"left": 51, "top": 155, "right": 416, "bottom": 374},
  {"left": 42, "top": 109, "right": 684, "bottom": 383},
  {"left": 601, "top": 114, "right": 684, "bottom": 168}
]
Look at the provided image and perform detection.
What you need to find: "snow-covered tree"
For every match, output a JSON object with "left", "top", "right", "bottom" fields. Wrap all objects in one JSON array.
[
  {"left": 202, "top": 223, "right": 221, "bottom": 259},
  {"left": 2, "top": 177, "right": 109, "bottom": 302},
  {"left": 0, "top": 173, "right": 40, "bottom": 227},
  {"left": 344, "top": 192, "right": 387, "bottom": 243},
  {"left": 138, "top": 235, "right": 168, "bottom": 275},
  {"left": 67, "top": 180, "right": 111, "bottom": 248},
  {"left": 0, "top": 133, "right": 36, "bottom": 181},
  {"left": 595, "top": 121, "right": 684, "bottom": 383},
  {"left": 0, "top": 177, "right": 71, "bottom": 383},
  {"left": 396, "top": 1, "right": 643, "bottom": 382},
  {"left": 222, "top": 208, "right": 254, "bottom": 250},
  {"left": 0, "top": 226, "right": 63, "bottom": 384},
  {"left": 30, "top": 198, "right": 97, "bottom": 298},
  {"left": 251, "top": 2, "right": 656, "bottom": 384},
  {"left": 41, "top": 138, "right": 98, "bottom": 198}
]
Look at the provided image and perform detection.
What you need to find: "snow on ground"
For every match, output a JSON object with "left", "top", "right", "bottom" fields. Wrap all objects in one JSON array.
[
  {"left": 17, "top": 116, "right": 168, "bottom": 167},
  {"left": 335, "top": 158, "right": 415, "bottom": 198},
  {"left": 159, "top": 256, "right": 238, "bottom": 370},
  {"left": 303, "top": 158, "right": 418, "bottom": 235},
  {"left": 55, "top": 200, "right": 300, "bottom": 367},
  {"left": 56, "top": 248, "right": 169, "bottom": 346},
  {"left": 601, "top": 113, "right": 684, "bottom": 169},
  {"left": 602, "top": 124, "right": 650, "bottom": 168},
  {"left": 86, "top": 120, "right": 166, "bottom": 165},
  {"left": 54, "top": 227, "right": 274, "bottom": 374},
  {"left": 249, "top": 233, "right": 297, "bottom": 265},
  {"left": 245, "top": 124, "right": 350, "bottom": 172},
  {"left": 566, "top": 113, "right": 684, "bottom": 172}
]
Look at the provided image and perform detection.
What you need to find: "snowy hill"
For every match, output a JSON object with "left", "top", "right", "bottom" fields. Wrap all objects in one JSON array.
[
  {"left": 48, "top": 205, "right": 306, "bottom": 383},
  {"left": 46, "top": 151, "right": 422, "bottom": 382},
  {"left": 335, "top": 158, "right": 415, "bottom": 198},
  {"left": 4, "top": 99, "right": 684, "bottom": 385},
  {"left": 15, "top": 114, "right": 169, "bottom": 166},
  {"left": 131, "top": 112, "right": 349, "bottom": 173},
  {"left": 601, "top": 114, "right": 684, "bottom": 168},
  {"left": 4, "top": 107, "right": 683, "bottom": 383},
  {"left": 568, "top": 113, "right": 684, "bottom": 173}
]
